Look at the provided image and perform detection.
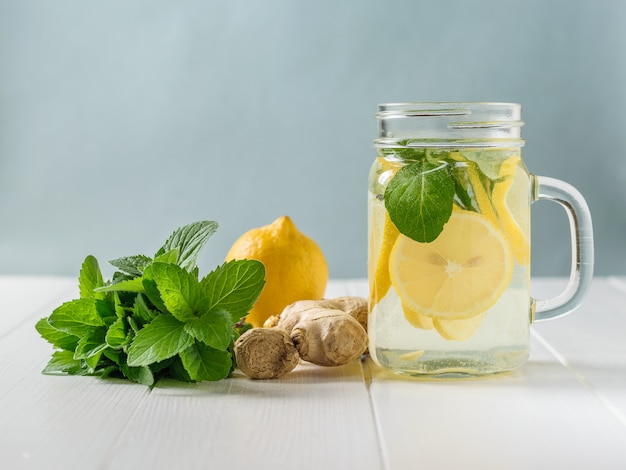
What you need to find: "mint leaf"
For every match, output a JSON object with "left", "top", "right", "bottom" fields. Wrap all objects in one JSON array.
[
  {"left": 155, "top": 221, "right": 219, "bottom": 271},
  {"left": 120, "top": 363, "right": 154, "bottom": 386},
  {"left": 42, "top": 350, "right": 88, "bottom": 375},
  {"left": 154, "top": 248, "right": 179, "bottom": 264},
  {"left": 450, "top": 164, "right": 477, "bottom": 212},
  {"left": 201, "top": 260, "right": 266, "bottom": 322},
  {"left": 49, "top": 299, "right": 105, "bottom": 337},
  {"left": 74, "top": 328, "right": 108, "bottom": 360},
  {"left": 384, "top": 161, "right": 455, "bottom": 243},
  {"left": 95, "top": 277, "right": 145, "bottom": 293},
  {"left": 151, "top": 262, "right": 209, "bottom": 322},
  {"left": 131, "top": 293, "right": 158, "bottom": 325},
  {"left": 105, "top": 317, "right": 130, "bottom": 349},
  {"left": 463, "top": 149, "right": 506, "bottom": 180},
  {"left": 127, "top": 315, "right": 193, "bottom": 367},
  {"left": 184, "top": 308, "right": 232, "bottom": 351},
  {"left": 179, "top": 342, "right": 232, "bottom": 381},
  {"left": 95, "top": 298, "right": 117, "bottom": 326},
  {"left": 141, "top": 265, "right": 169, "bottom": 313},
  {"left": 108, "top": 255, "right": 152, "bottom": 277},
  {"left": 35, "top": 318, "right": 79, "bottom": 351},
  {"left": 79, "top": 255, "right": 105, "bottom": 299}
]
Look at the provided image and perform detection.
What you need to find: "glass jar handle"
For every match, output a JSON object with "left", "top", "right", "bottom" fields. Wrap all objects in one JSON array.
[{"left": 532, "top": 176, "right": 594, "bottom": 322}]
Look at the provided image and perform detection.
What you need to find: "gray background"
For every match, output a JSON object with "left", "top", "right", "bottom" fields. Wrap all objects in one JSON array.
[{"left": 1, "top": 0, "right": 625, "bottom": 280}]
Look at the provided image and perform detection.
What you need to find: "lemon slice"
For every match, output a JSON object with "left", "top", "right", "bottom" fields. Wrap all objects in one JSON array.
[
  {"left": 370, "top": 211, "right": 400, "bottom": 304},
  {"left": 369, "top": 157, "right": 401, "bottom": 306},
  {"left": 434, "top": 314, "right": 484, "bottom": 341},
  {"left": 389, "top": 210, "right": 514, "bottom": 320},
  {"left": 492, "top": 157, "right": 530, "bottom": 265},
  {"left": 403, "top": 303, "right": 434, "bottom": 330}
]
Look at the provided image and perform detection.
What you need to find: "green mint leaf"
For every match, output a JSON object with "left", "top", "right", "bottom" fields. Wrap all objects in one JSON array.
[
  {"left": 150, "top": 262, "right": 209, "bottom": 322},
  {"left": 103, "top": 349, "right": 121, "bottom": 365},
  {"left": 201, "top": 260, "right": 266, "bottom": 322},
  {"left": 120, "top": 363, "right": 155, "bottom": 386},
  {"left": 79, "top": 255, "right": 105, "bottom": 299},
  {"left": 463, "top": 149, "right": 507, "bottom": 180},
  {"left": 95, "top": 298, "right": 117, "bottom": 326},
  {"left": 155, "top": 220, "right": 219, "bottom": 271},
  {"left": 127, "top": 315, "right": 194, "bottom": 367},
  {"left": 105, "top": 317, "right": 130, "bottom": 349},
  {"left": 42, "top": 350, "right": 89, "bottom": 375},
  {"left": 450, "top": 164, "right": 477, "bottom": 212},
  {"left": 94, "top": 277, "right": 145, "bottom": 294},
  {"left": 141, "top": 264, "right": 169, "bottom": 313},
  {"left": 183, "top": 308, "right": 232, "bottom": 351},
  {"left": 113, "top": 292, "right": 125, "bottom": 319},
  {"left": 35, "top": 318, "right": 79, "bottom": 351},
  {"left": 179, "top": 342, "right": 232, "bottom": 382},
  {"left": 132, "top": 293, "right": 158, "bottom": 325},
  {"left": 48, "top": 299, "right": 105, "bottom": 337},
  {"left": 154, "top": 248, "right": 179, "bottom": 264},
  {"left": 108, "top": 255, "right": 152, "bottom": 277},
  {"left": 74, "top": 328, "right": 108, "bottom": 360},
  {"left": 166, "top": 356, "right": 194, "bottom": 382},
  {"left": 384, "top": 161, "right": 455, "bottom": 243}
]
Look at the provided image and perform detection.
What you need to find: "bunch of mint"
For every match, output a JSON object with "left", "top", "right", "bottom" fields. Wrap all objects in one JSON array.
[{"left": 36, "top": 221, "right": 265, "bottom": 386}]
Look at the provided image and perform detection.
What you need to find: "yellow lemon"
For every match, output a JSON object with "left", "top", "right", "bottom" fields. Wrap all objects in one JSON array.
[
  {"left": 389, "top": 210, "right": 513, "bottom": 321},
  {"left": 225, "top": 216, "right": 328, "bottom": 327},
  {"left": 492, "top": 157, "right": 530, "bottom": 265},
  {"left": 467, "top": 161, "right": 498, "bottom": 225}
]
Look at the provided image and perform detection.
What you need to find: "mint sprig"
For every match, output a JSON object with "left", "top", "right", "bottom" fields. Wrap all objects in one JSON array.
[
  {"left": 36, "top": 221, "right": 265, "bottom": 386},
  {"left": 384, "top": 160, "right": 455, "bottom": 243}
]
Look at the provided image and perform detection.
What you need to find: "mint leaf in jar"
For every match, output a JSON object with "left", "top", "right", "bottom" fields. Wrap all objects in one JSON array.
[{"left": 384, "top": 161, "right": 455, "bottom": 243}]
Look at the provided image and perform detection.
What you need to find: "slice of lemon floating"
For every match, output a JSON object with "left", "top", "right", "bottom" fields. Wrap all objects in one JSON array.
[
  {"left": 370, "top": 211, "right": 400, "bottom": 305},
  {"left": 492, "top": 157, "right": 530, "bottom": 266},
  {"left": 434, "top": 314, "right": 485, "bottom": 341},
  {"left": 389, "top": 210, "right": 514, "bottom": 321}
]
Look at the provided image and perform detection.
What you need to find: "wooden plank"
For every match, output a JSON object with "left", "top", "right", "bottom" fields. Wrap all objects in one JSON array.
[
  {"left": 100, "top": 361, "right": 382, "bottom": 470},
  {"left": 0, "top": 276, "right": 76, "bottom": 337},
  {"left": 532, "top": 276, "right": 626, "bottom": 426},
  {"left": 0, "top": 314, "right": 151, "bottom": 468},
  {"left": 366, "top": 336, "right": 626, "bottom": 469}
]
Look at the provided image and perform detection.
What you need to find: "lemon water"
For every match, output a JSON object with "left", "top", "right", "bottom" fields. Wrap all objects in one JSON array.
[
  {"left": 368, "top": 271, "right": 530, "bottom": 375},
  {"left": 368, "top": 148, "right": 533, "bottom": 376}
]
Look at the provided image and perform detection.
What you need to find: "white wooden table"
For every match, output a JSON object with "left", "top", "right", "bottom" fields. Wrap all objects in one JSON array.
[{"left": 1, "top": 276, "right": 626, "bottom": 469}]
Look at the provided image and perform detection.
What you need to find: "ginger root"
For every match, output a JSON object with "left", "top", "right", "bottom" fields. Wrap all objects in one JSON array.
[
  {"left": 234, "top": 327, "right": 300, "bottom": 379},
  {"left": 235, "top": 296, "right": 369, "bottom": 379},
  {"left": 290, "top": 307, "right": 366, "bottom": 366}
]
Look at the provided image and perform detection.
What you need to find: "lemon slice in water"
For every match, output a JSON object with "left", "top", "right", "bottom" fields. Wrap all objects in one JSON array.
[{"left": 389, "top": 210, "right": 514, "bottom": 321}]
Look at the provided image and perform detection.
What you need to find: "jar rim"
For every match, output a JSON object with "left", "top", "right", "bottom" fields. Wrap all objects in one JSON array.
[
  {"left": 375, "top": 102, "right": 524, "bottom": 147},
  {"left": 376, "top": 102, "right": 522, "bottom": 119}
]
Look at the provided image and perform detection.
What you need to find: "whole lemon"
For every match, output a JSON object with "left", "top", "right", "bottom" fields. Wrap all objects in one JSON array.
[{"left": 225, "top": 216, "right": 328, "bottom": 327}]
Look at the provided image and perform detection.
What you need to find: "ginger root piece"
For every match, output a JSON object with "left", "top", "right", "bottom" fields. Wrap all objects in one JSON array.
[
  {"left": 324, "top": 296, "right": 368, "bottom": 331},
  {"left": 234, "top": 328, "right": 300, "bottom": 379},
  {"left": 237, "top": 296, "right": 369, "bottom": 379},
  {"left": 290, "top": 308, "right": 367, "bottom": 366}
]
